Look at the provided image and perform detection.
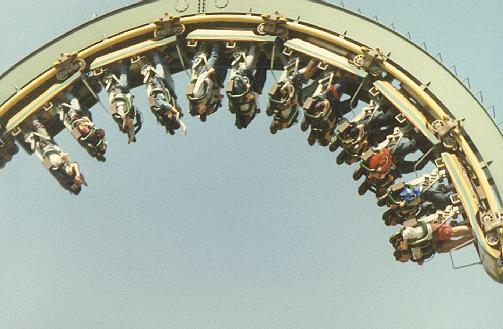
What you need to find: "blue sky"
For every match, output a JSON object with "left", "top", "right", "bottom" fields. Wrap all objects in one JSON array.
[{"left": 1, "top": 1, "right": 502, "bottom": 328}]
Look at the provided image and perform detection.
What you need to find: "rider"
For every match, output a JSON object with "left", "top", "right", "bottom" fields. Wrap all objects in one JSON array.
[
  {"left": 355, "top": 146, "right": 397, "bottom": 196},
  {"left": 68, "top": 110, "right": 107, "bottom": 159},
  {"left": 330, "top": 100, "right": 398, "bottom": 165},
  {"left": 303, "top": 75, "right": 353, "bottom": 146},
  {"left": 321, "top": 76, "right": 353, "bottom": 120},
  {"left": 27, "top": 120, "right": 86, "bottom": 194},
  {"left": 62, "top": 91, "right": 107, "bottom": 160},
  {"left": 105, "top": 61, "right": 142, "bottom": 143},
  {"left": 390, "top": 221, "right": 472, "bottom": 265},
  {"left": 267, "top": 58, "right": 318, "bottom": 134},
  {"left": 187, "top": 43, "right": 228, "bottom": 122},
  {"left": 397, "top": 184, "right": 452, "bottom": 210},
  {"left": 143, "top": 51, "right": 186, "bottom": 135},
  {"left": 381, "top": 180, "right": 453, "bottom": 226},
  {"left": 227, "top": 45, "right": 267, "bottom": 129},
  {"left": 353, "top": 126, "right": 431, "bottom": 196},
  {"left": 281, "top": 59, "right": 318, "bottom": 96}
]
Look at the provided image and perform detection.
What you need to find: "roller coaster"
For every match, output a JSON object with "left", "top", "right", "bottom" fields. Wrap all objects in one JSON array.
[{"left": 1, "top": 0, "right": 502, "bottom": 283}]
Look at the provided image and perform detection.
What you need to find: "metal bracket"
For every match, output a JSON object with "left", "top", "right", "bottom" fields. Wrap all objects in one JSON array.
[
  {"left": 480, "top": 211, "right": 503, "bottom": 233},
  {"left": 130, "top": 55, "right": 144, "bottom": 65},
  {"left": 336, "top": 119, "right": 351, "bottom": 134},
  {"left": 450, "top": 193, "right": 461, "bottom": 206},
  {"left": 187, "top": 39, "right": 198, "bottom": 48},
  {"left": 303, "top": 97, "right": 315, "bottom": 111},
  {"left": 434, "top": 157, "right": 445, "bottom": 168},
  {"left": 153, "top": 13, "right": 186, "bottom": 39},
  {"left": 368, "top": 86, "right": 381, "bottom": 98},
  {"left": 395, "top": 113, "right": 407, "bottom": 124},
  {"left": 226, "top": 41, "right": 237, "bottom": 49},
  {"left": 282, "top": 46, "right": 293, "bottom": 57},
  {"left": 449, "top": 238, "right": 481, "bottom": 270},
  {"left": 42, "top": 102, "right": 54, "bottom": 112},
  {"left": 360, "top": 149, "right": 375, "bottom": 162},
  {"left": 257, "top": 12, "right": 289, "bottom": 39},
  {"left": 92, "top": 67, "right": 107, "bottom": 77},
  {"left": 353, "top": 47, "right": 385, "bottom": 77},
  {"left": 430, "top": 118, "right": 461, "bottom": 136},
  {"left": 317, "top": 62, "right": 329, "bottom": 71},
  {"left": 429, "top": 117, "right": 462, "bottom": 150},
  {"left": 390, "top": 182, "right": 405, "bottom": 193},
  {"left": 11, "top": 126, "right": 22, "bottom": 137},
  {"left": 53, "top": 52, "right": 86, "bottom": 82}
]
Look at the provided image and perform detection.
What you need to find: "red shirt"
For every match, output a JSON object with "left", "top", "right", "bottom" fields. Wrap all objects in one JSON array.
[{"left": 368, "top": 147, "right": 393, "bottom": 174}]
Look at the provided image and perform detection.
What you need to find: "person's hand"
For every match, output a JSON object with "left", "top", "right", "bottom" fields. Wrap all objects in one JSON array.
[{"left": 206, "top": 68, "right": 216, "bottom": 78}]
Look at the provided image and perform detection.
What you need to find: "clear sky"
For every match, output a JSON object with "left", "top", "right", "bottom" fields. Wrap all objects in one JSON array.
[{"left": 1, "top": 1, "right": 502, "bottom": 328}]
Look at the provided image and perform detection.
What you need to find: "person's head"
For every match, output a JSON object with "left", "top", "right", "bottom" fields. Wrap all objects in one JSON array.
[
  {"left": 311, "top": 100, "right": 325, "bottom": 115},
  {"left": 98, "top": 143, "right": 107, "bottom": 154},
  {"left": 92, "top": 129, "right": 106, "bottom": 152},
  {"left": 78, "top": 122, "right": 91, "bottom": 134},
  {"left": 390, "top": 232, "right": 408, "bottom": 251},
  {"left": 243, "top": 92, "right": 255, "bottom": 104},
  {"left": 69, "top": 183, "right": 82, "bottom": 195},
  {"left": 122, "top": 116, "right": 133, "bottom": 132},
  {"left": 384, "top": 215, "right": 400, "bottom": 227},
  {"left": 399, "top": 186, "right": 421, "bottom": 204},
  {"left": 94, "top": 129, "right": 105, "bottom": 140},
  {"left": 389, "top": 232, "right": 401, "bottom": 248},
  {"left": 394, "top": 250, "right": 411, "bottom": 263},
  {"left": 398, "top": 239, "right": 408, "bottom": 252},
  {"left": 231, "top": 76, "right": 248, "bottom": 96},
  {"left": 348, "top": 124, "right": 361, "bottom": 139}
]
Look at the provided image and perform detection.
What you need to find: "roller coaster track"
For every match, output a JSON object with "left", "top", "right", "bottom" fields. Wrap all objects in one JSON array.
[{"left": 0, "top": 0, "right": 502, "bottom": 282}]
